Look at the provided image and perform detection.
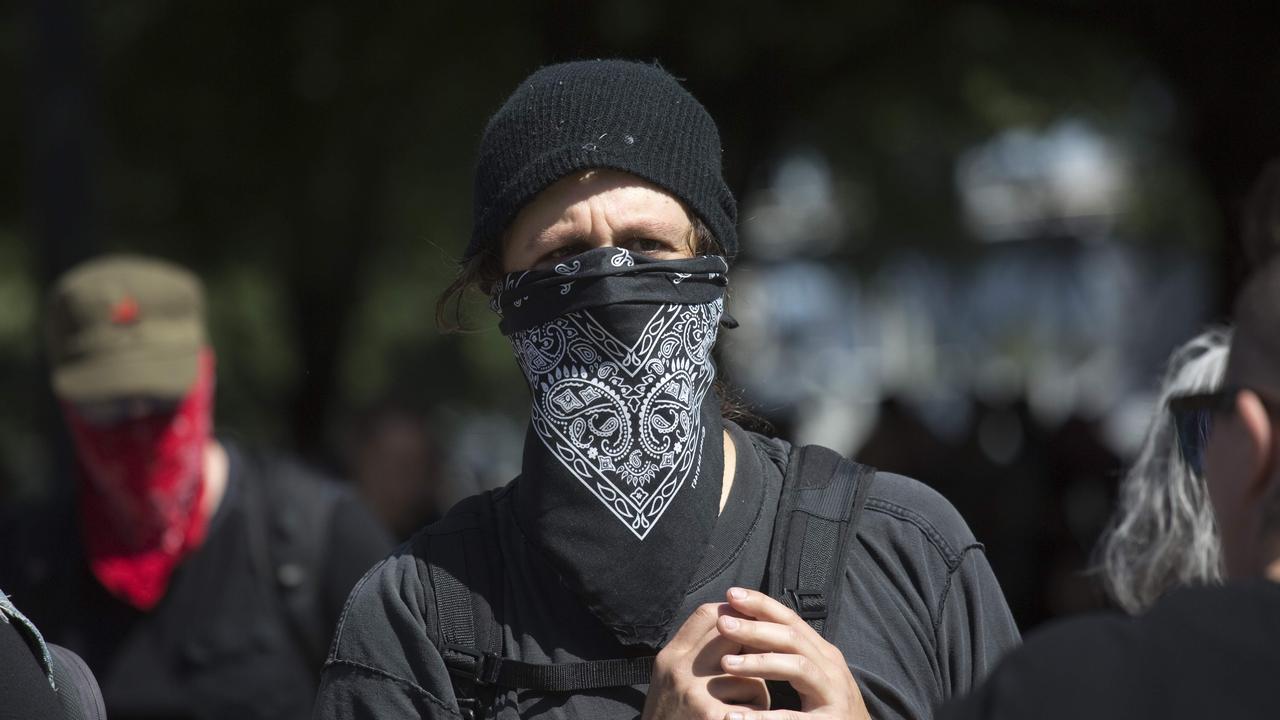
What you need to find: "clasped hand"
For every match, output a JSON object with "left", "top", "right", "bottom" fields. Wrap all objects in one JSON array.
[{"left": 641, "top": 587, "right": 870, "bottom": 720}]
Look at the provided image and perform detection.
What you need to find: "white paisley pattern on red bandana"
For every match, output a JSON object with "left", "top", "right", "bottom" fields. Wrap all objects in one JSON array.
[{"left": 511, "top": 296, "right": 724, "bottom": 539}]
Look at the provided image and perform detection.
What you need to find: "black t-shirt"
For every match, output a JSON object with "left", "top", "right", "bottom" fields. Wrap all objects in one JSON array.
[
  {"left": 315, "top": 422, "right": 1021, "bottom": 720},
  {"left": 939, "top": 579, "right": 1280, "bottom": 720},
  {"left": 0, "top": 440, "right": 393, "bottom": 720}
]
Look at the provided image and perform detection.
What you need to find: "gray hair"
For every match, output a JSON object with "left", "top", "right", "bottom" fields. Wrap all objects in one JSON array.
[{"left": 1096, "top": 327, "right": 1231, "bottom": 614}]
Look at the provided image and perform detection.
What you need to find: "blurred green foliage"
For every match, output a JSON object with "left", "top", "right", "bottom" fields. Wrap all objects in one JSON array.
[{"left": 4, "top": 0, "right": 1275, "bottom": 496}]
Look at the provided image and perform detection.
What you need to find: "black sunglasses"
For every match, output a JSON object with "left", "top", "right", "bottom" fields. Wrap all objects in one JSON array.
[{"left": 1168, "top": 387, "right": 1260, "bottom": 478}]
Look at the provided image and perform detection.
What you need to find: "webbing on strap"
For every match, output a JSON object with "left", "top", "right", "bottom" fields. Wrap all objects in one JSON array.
[
  {"left": 448, "top": 652, "right": 656, "bottom": 692},
  {"left": 429, "top": 493, "right": 506, "bottom": 720},
  {"left": 431, "top": 541, "right": 479, "bottom": 674},
  {"left": 764, "top": 444, "right": 875, "bottom": 711},
  {"left": 788, "top": 454, "right": 867, "bottom": 635},
  {"left": 429, "top": 491, "right": 658, "bottom": 700}
]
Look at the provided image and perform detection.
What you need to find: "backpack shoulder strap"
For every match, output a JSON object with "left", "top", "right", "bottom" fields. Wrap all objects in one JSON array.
[
  {"left": 426, "top": 490, "right": 504, "bottom": 720},
  {"left": 766, "top": 444, "right": 876, "bottom": 637},
  {"left": 764, "top": 444, "right": 876, "bottom": 711}
]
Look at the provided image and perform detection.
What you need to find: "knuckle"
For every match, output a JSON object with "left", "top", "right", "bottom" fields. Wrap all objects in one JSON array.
[
  {"left": 654, "top": 652, "right": 685, "bottom": 680},
  {"left": 785, "top": 627, "right": 803, "bottom": 648},
  {"left": 823, "top": 642, "right": 847, "bottom": 664},
  {"left": 694, "top": 603, "right": 720, "bottom": 622},
  {"left": 794, "top": 655, "right": 816, "bottom": 676}
]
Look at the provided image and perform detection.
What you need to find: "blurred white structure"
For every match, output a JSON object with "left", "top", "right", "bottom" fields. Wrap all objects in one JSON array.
[
  {"left": 956, "top": 120, "right": 1131, "bottom": 243},
  {"left": 726, "top": 136, "right": 1207, "bottom": 461}
]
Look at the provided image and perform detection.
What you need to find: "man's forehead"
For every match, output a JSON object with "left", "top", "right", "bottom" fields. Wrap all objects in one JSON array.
[
  {"left": 533, "top": 216, "right": 691, "bottom": 242},
  {"left": 509, "top": 171, "right": 691, "bottom": 237}
]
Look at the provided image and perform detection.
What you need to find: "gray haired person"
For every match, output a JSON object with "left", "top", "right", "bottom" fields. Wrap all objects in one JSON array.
[
  {"left": 941, "top": 262, "right": 1280, "bottom": 720},
  {"left": 1096, "top": 328, "right": 1230, "bottom": 614}
]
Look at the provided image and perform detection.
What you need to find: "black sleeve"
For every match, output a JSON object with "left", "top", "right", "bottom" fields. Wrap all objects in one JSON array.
[
  {"left": 313, "top": 548, "right": 461, "bottom": 720},
  {"left": 936, "top": 616, "right": 1134, "bottom": 720},
  {"left": 320, "top": 495, "right": 395, "bottom": 629},
  {"left": 840, "top": 472, "right": 1022, "bottom": 720},
  {"left": 935, "top": 546, "right": 1022, "bottom": 697}
]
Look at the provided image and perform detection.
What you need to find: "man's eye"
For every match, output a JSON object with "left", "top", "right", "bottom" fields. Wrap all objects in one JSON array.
[
  {"left": 536, "top": 244, "right": 585, "bottom": 267},
  {"left": 630, "top": 238, "right": 668, "bottom": 254}
]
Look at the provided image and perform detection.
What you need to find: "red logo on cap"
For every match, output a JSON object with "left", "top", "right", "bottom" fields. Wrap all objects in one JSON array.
[{"left": 111, "top": 295, "right": 140, "bottom": 325}]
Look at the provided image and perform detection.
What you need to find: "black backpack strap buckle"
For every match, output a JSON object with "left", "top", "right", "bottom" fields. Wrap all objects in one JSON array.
[
  {"left": 442, "top": 645, "right": 502, "bottom": 685},
  {"left": 455, "top": 697, "right": 481, "bottom": 720},
  {"left": 785, "top": 589, "right": 828, "bottom": 621}
]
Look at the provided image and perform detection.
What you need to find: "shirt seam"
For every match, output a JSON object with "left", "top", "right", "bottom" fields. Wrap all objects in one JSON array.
[
  {"left": 931, "top": 544, "right": 985, "bottom": 639},
  {"left": 865, "top": 497, "right": 970, "bottom": 567},
  {"left": 323, "top": 657, "right": 460, "bottom": 717},
  {"left": 327, "top": 558, "right": 390, "bottom": 662}
]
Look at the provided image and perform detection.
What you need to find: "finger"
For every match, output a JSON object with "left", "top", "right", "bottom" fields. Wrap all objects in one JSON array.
[
  {"left": 720, "top": 652, "right": 829, "bottom": 699},
  {"left": 724, "top": 707, "right": 812, "bottom": 720},
  {"left": 666, "top": 602, "right": 732, "bottom": 652},
  {"left": 689, "top": 605, "right": 753, "bottom": 675},
  {"left": 725, "top": 588, "right": 808, "bottom": 629},
  {"left": 725, "top": 588, "right": 833, "bottom": 658},
  {"left": 705, "top": 675, "right": 770, "bottom": 709},
  {"left": 692, "top": 627, "right": 747, "bottom": 676},
  {"left": 716, "top": 616, "right": 818, "bottom": 659}
]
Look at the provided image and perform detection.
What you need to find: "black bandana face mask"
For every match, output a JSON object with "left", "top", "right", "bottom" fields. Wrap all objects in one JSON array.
[{"left": 495, "top": 246, "right": 730, "bottom": 647}]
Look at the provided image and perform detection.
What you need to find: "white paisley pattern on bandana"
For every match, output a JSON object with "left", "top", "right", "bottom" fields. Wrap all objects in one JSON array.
[{"left": 511, "top": 298, "right": 723, "bottom": 540}]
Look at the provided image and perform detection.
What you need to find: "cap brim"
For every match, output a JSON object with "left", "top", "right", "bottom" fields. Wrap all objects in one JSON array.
[{"left": 52, "top": 347, "right": 200, "bottom": 402}]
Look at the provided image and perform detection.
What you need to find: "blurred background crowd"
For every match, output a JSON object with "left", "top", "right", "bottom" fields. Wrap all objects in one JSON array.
[{"left": 4, "top": 0, "right": 1280, "bottom": 637}]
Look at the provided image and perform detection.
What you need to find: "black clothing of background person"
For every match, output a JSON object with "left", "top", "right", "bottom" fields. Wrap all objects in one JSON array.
[
  {"left": 315, "top": 422, "right": 1021, "bottom": 720},
  {"left": 0, "top": 438, "right": 392, "bottom": 720},
  {"left": 938, "top": 579, "right": 1280, "bottom": 720}
]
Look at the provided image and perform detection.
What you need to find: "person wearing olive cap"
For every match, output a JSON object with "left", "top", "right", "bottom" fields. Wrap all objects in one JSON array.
[
  {"left": 0, "top": 255, "right": 392, "bottom": 720},
  {"left": 315, "top": 59, "right": 1019, "bottom": 720}
]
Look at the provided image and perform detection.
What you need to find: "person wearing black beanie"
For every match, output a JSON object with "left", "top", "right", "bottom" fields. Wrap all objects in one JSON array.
[
  {"left": 467, "top": 59, "right": 737, "bottom": 265},
  {"left": 317, "top": 59, "right": 1020, "bottom": 720}
]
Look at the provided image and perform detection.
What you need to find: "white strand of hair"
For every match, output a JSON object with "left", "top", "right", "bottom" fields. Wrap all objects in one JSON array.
[{"left": 1095, "top": 326, "right": 1231, "bottom": 615}]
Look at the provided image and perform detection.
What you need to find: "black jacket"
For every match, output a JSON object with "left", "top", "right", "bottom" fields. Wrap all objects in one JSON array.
[
  {"left": 315, "top": 422, "right": 1020, "bottom": 720},
  {"left": 939, "top": 579, "right": 1280, "bottom": 720}
]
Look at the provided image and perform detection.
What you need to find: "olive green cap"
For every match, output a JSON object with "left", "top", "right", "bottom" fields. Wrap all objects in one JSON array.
[{"left": 46, "top": 255, "right": 206, "bottom": 402}]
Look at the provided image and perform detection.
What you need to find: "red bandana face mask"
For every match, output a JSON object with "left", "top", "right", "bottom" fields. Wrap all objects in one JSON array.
[{"left": 62, "top": 349, "right": 216, "bottom": 611}]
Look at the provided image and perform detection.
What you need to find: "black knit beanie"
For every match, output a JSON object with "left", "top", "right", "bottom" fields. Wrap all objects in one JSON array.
[{"left": 466, "top": 59, "right": 737, "bottom": 264}]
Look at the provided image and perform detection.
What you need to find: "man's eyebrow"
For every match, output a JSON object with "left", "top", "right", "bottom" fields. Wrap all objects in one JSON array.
[
  {"left": 531, "top": 219, "right": 689, "bottom": 246},
  {"left": 613, "top": 219, "right": 690, "bottom": 238},
  {"left": 529, "top": 227, "right": 587, "bottom": 248}
]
